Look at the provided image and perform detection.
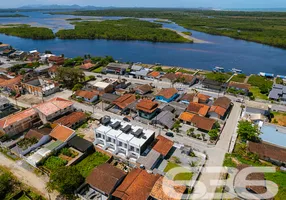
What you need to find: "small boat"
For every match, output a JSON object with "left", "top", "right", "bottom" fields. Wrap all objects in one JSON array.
[
  {"left": 231, "top": 68, "right": 242, "bottom": 74},
  {"left": 213, "top": 66, "right": 224, "bottom": 73}
]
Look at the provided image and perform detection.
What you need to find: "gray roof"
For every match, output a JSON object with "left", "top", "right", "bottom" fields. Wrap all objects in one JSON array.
[
  {"left": 273, "top": 84, "right": 283, "bottom": 90},
  {"left": 0, "top": 97, "right": 10, "bottom": 106},
  {"left": 135, "top": 70, "right": 149, "bottom": 77},
  {"left": 162, "top": 105, "right": 175, "bottom": 113},
  {"left": 131, "top": 65, "right": 143, "bottom": 71},
  {"left": 101, "top": 93, "right": 119, "bottom": 103},
  {"left": 268, "top": 90, "right": 280, "bottom": 100},
  {"left": 155, "top": 110, "right": 175, "bottom": 129},
  {"left": 137, "top": 149, "right": 161, "bottom": 170},
  {"left": 106, "top": 63, "right": 130, "bottom": 69},
  {"left": 34, "top": 65, "right": 51, "bottom": 72},
  {"left": 283, "top": 87, "right": 286, "bottom": 94}
]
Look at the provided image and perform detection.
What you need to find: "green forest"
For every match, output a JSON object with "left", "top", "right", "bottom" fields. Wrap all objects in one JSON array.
[
  {"left": 56, "top": 18, "right": 190, "bottom": 43},
  {"left": 0, "top": 24, "right": 55, "bottom": 39},
  {"left": 0, "top": 14, "right": 27, "bottom": 17},
  {"left": 54, "top": 9, "right": 286, "bottom": 48}
]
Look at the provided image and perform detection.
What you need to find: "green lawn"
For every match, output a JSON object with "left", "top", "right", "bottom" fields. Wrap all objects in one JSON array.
[
  {"left": 92, "top": 66, "right": 103, "bottom": 73},
  {"left": 250, "top": 86, "right": 268, "bottom": 100},
  {"left": 76, "top": 152, "right": 109, "bottom": 177},
  {"left": 230, "top": 74, "right": 247, "bottom": 83},
  {"left": 164, "top": 162, "right": 193, "bottom": 181},
  {"left": 205, "top": 72, "right": 231, "bottom": 83},
  {"left": 43, "top": 156, "right": 68, "bottom": 172},
  {"left": 18, "top": 194, "right": 31, "bottom": 200}
]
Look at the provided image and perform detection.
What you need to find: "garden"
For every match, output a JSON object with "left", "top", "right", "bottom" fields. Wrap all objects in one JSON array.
[
  {"left": 75, "top": 151, "right": 110, "bottom": 177},
  {"left": 205, "top": 72, "right": 231, "bottom": 83},
  {"left": 17, "top": 137, "right": 38, "bottom": 150},
  {"left": 164, "top": 156, "right": 193, "bottom": 181},
  {"left": 42, "top": 148, "right": 79, "bottom": 172},
  {"left": 247, "top": 75, "right": 273, "bottom": 99},
  {"left": 230, "top": 74, "right": 247, "bottom": 83}
]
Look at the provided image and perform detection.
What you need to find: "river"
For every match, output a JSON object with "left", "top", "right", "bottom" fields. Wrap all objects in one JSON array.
[{"left": 0, "top": 11, "right": 285, "bottom": 75}]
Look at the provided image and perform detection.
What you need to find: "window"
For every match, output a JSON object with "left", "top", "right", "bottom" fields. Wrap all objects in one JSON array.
[
  {"left": 130, "top": 146, "right": 134, "bottom": 151},
  {"left": 119, "top": 141, "right": 122, "bottom": 146},
  {"left": 113, "top": 139, "right": 115, "bottom": 143},
  {"left": 136, "top": 148, "right": 140, "bottom": 153},
  {"left": 103, "top": 135, "right": 105, "bottom": 139},
  {"left": 124, "top": 143, "right": 127, "bottom": 148}
]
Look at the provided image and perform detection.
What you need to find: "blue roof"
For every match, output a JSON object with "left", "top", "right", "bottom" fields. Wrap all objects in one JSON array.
[{"left": 260, "top": 124, "right": 286, "bottom": 148}]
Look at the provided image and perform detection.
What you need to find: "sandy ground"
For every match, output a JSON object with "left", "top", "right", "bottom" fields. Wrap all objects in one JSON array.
[
  {"left": 0, "top": 153, "right": 59, "bottom": 199},
  {"left": 163, "top": 27, "right": 212, "bottom": 44}
]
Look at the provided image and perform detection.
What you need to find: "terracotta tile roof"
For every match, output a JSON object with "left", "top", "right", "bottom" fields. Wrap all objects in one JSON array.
[
  {"left": 80, "top": 62, "right": 95, "bottom": 70},
  {"left": 187, "top": 102, "right": 210, "bottom": 116},
  {"left": 53, "top": 111, "right": 86, "bottom": 128},
  {"left": 113, "top": 94, "right": 136, "bottom": 109},
  {"left": 150, "top": 176, "right": 186, "bottom": 200},
  {"left": 235, "top": 164, "right": 267, "bottom": 195},
  {"left": 33, "top": 97, "right": 73, "bottom": 116},
  {"left": 191, "top": 115, "right": 216, "bottom": 131},
  {"left": 25, "top": 128, "right": 52, "bottom": 140},
  {"left": 197, "top": 93, "right": 210, "bottom": 102},
  {"left": 0, "top": 75, "right": 22, "bottom": 88},
  {"left": 49, "top": 124, "right": 74, "bottom": 142},
  {"left": 48, "top": 65, "right": 58, "bottom": 72},
  {"left": 161, "top": 73, "right": 177, "bottom": 81},
  {"left": 209, "top": 105, "right": 227, "bottom": 117},
  {"left": 112, "top": 168, "right": 160, "bottom": 200},
  {"left": 179, "top": 112, "right": 196, "bottom": 123},
  {"left": 0, "top": 108, "right": 37, "bottom": 129},
  {"left": 136, "top": 84, "right": 153, "bottom": 94},
  {"left": 152, "top": 135, "right": 174, "bottom": 156},
  {"left": 157, "top": 88, "right": 178, "bottom": 99},
  {"left": 213, "top": 97, "right": 231, "bottom": 110},
  {"left": 148, "top": 71, "right": 160, "bottom": 78},
  {"left": 48, "top": 56, "right": 65, "bottom": 64},
  {"left": 248, "top": 141, "right": 286, "bottom": 163},
  {"left": 180, "top": 93, "right": 195, "bottom": 102},
  {"left": 228, "top": 81, "right": 251, "bottom": 90},
  {"left": 75, "top": 90, "right": 99, "bottom": 100},
  {"left": 181, "top": 74, "right": 195, "bottom": 82},
  {"left": 86, "top": 163, "right": 126, "bottom": 194},
  {"left": 136, "top": 99, "right": 158, "bottom": 113}
]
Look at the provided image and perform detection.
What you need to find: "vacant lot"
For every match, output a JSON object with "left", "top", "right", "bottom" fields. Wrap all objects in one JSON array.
[{"left": 271, "top": 111, "right": 286, "bottom": 127}]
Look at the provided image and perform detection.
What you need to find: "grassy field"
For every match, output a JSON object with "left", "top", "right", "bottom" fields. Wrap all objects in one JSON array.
[
  {"left": 205, "top": 72, "right": 231, "bottom": 83},
  {"left": 76, "top": 152, "right": 109, "bottom": 177},
  {"left": 271, "top": 111, "right": 286, "bottom": 126},
  {"left": 92, "top": 66, "right": 103, "bottom": 73},
  {"left": 249, "top": 86, "right": 268, "bottom": 100},
  {"left": 230, "top": 74, "right": 247, "bottom": 83},
  {"left": 164, "top": 162, "right": 193, "bottom": 181}
]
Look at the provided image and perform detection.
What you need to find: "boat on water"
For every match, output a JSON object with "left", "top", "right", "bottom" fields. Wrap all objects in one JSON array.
[
  {"left": 231, "top": 68, "right": 243, "bottom": 74},
  {"left": 213, "top": 66, "right": 225, "bottom": 73}
]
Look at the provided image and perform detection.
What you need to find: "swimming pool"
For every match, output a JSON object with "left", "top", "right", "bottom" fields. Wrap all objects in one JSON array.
[{"left": 260, "top": 124, "right": 286, "bottom": 148}]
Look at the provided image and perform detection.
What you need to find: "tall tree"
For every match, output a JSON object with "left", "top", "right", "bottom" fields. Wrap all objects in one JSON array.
[
  {"left": 56, "top": 67, "right": 85, "bottom": 89},
  {"left": 237, "top": 120, "right": 261, "bottom": 142},
  {"left": 48, "top": 166, "right": 84, "bottom": 195}
]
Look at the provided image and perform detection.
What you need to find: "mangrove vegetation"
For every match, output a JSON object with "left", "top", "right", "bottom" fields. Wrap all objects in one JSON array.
[
  {"left": 0, "top": 24, "right": 55, "bottom": 39},
  {"left": 56, "top": 18, "right": 191, "bottom": 43},
  {"left": 54, "top": 9, "right": 286, "bottom": 48}
]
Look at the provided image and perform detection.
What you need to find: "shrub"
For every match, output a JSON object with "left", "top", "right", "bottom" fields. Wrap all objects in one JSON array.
[{"left": 44, "top": 156, "right": 68, "bottom": 171}]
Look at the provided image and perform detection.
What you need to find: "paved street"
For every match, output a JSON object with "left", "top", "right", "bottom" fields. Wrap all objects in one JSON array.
[
  {"left": 190, "top": 103, "right": 242, "bottom": 200},
  {"left": 0, "top": 153, "right": 58, "bottom": 199}
]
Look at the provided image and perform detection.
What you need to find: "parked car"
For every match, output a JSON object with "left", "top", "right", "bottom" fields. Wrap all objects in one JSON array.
[
  {"left": 123, "top": 117, "right": 131, "bottom": 122},
  {"left": 96, "top": 75, "right": 103, "bottom": 78},
  {"left": 165, "top": 132, "right": 174, "bottom": 137},
  {"left": 236, "top": 98, "right": 244, "bottom": 103}
]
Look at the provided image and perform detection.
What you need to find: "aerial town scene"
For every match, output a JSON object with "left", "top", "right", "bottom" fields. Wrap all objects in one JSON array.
[{"left": 0, "top": 1, "right": 285, "bottom": 200}]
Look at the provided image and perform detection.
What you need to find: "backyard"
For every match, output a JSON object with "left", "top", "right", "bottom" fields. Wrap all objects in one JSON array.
[
  {"left": 249, "top": 86, "right": 268, "bottom": 100},
  {"left": 230, "top": 74, "right": 247, "bottom": 83},
  {"left": 222, "top": 143, "right": 286, "bottom": 200},
  {"left": 205, "top": 72, "right": 231, "bottom": 83},
  {"left": 164, "top": 161, "right": 193, "bottom": 182},
  {"left": 75, "top": 151, "right": 110, "bottom": 177},
  {"left": 271, "top": 111, "right": 286, "bottom": 127}
]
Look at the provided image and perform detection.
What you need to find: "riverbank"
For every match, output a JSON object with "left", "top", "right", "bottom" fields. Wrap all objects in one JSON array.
[
  {"left": 162, "top": 27, "right": 211, "bottom": 44},
  {"left": 55, "top": 9, "right": 286, "bottom": 49}
]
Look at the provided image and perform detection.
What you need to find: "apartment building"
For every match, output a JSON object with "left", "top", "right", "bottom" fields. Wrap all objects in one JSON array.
[{"left": 94, "top": 117, "right": 155, "bottom": 160}]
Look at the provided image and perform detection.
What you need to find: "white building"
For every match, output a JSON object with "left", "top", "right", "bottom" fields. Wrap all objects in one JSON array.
[{"left": 94, "top": 117, "right": 155, "bottom": 161}]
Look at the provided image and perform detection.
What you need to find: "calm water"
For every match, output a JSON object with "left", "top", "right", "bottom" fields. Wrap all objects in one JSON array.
[{"left": 0, "top": 11, "right": 286, "bottom": 75}]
